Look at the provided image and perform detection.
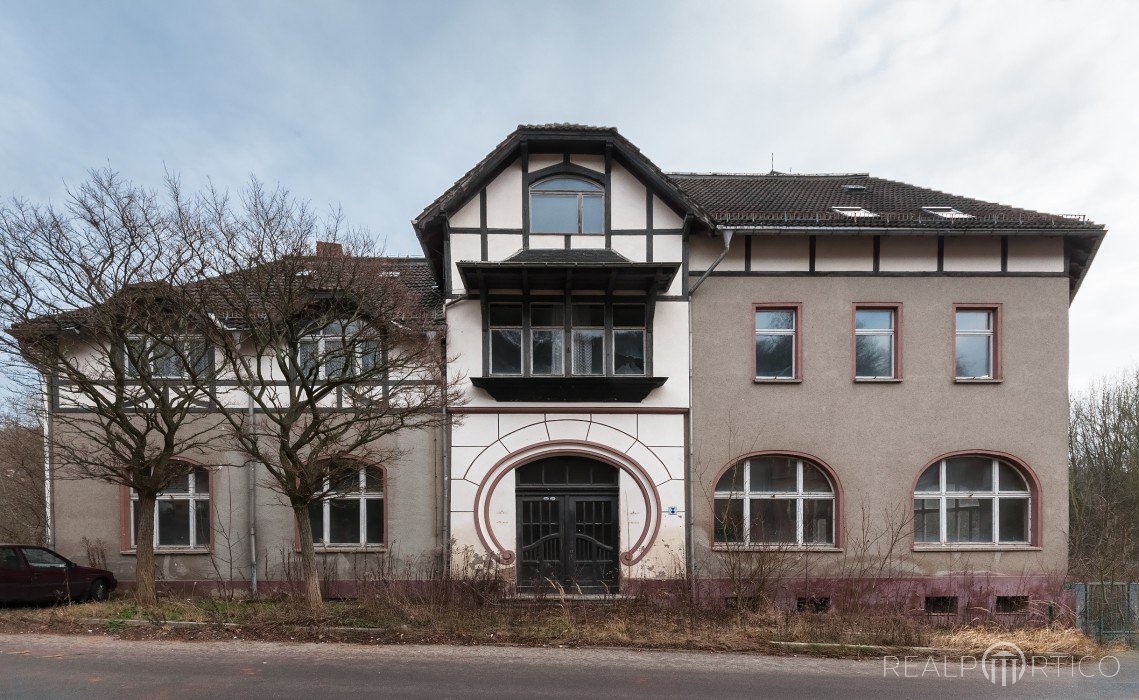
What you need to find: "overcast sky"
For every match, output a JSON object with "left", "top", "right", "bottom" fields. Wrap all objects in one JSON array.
[{"left": 1, "top": 0, "right": 1135, "bottom": 389}]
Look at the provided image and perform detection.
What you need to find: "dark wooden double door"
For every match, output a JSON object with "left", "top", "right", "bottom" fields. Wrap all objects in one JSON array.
[{"left": 516, "top": 457, "right": 619, "bottom": 594}]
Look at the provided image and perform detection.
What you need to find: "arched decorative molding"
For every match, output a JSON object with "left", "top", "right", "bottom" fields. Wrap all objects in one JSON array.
[
  {"left": 707, "top": 450, "right": 845, "bottom": 549},
  {"left": 472, "top": 440, "right": 662, "bottom": 566},
  {"left": 912, "top": 449, "right": 1043, "bottom": 547}
]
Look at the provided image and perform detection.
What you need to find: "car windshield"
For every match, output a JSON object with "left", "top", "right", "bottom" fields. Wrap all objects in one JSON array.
[{"left": 21, "top": 548, "right": 68, "bottom": 568}]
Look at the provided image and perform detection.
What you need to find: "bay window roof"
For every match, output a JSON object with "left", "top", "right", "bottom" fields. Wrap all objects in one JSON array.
[{"left": 455, "top": 250, "right": 679, "bottom": 294}]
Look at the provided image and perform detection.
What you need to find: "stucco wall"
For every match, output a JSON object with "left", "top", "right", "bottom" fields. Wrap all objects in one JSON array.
[
  {"left": 50, "top": 420, "right": 443, "bottom": 585},
  {"left": 688, "top": 274, "right": 1070, "bottom": 583}
]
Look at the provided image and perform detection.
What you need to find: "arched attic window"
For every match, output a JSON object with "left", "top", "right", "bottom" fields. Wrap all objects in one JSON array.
[{"left": 529, "top": 176, "right": 604, "bottom": 234}]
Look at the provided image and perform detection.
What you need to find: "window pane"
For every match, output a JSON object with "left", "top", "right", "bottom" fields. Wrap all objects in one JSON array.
[
  {"left": 364, "top": 467, "right": 384, "bottom": 493},
  {"left": 531, "top": 194, "right": 579, "bottom": 233},
  {"left": 715, "top": 464, "right": 745, "bottom": 493},
  {"left": 946, "top": 498, "right": 993, "bottom": 542},
  {"left": 157, "top": 500, "right": 191, "bottom": 546},
  {"left": 955, "top": 335, "right": 992, "bottom": 378},
  {"left": 192, "top": 468, "right": 210, "bottom": 494},
  {"left": 329, "top": 499, "right": 360, "bottom": 544},
  {"left": 194, "top": 500, "right": 211, "bottom": 547},
  {"left": 998, "top": 462, "right": 1028, "bottom": 492},
  {"left": 750, "top": 457, "right": 797, "bottom": 492},
  {"left": 530, "top": 304, "right": 563, "bottom": 327},
  {"left": 490, "top": 329, "right": 522, "bottom": 374},
  {"left": 572, "top": 304, "right": 605, "bottom": 327},
  {"left": 324, "top": 339, "right": 346, "bottom": 378},
  {"left": 365, "top": 499, "right": 384, "bottom": 544},
  {"left": 855, "top": 309, "right": 893, "bottom": 330},
  {"left": 613, "top": 330, "right": 645, "bottom": 375},
  {"left": 22, "top": 548, "right": 68, "bottom": 568},
  {"left": 914, "top": 498, "right": 941, "bottom": 542},
  {"left": 189, "top": 340, "right": 210, "bottom": 375},
  {"left": 612, "top": 305, "right": 645, "bottom": 328},
  {"left": 801, "top": 463, "right": 832, "bottom": 493},
  {"left": 956, "top": 310, "right": 992, "bottom": 331},
  {"left": 330, "top": 469, "right": 359, "bottom": 493},
  {"left": 532, "top": 177, "right": 602, "bottom": 192},
  {"left": 0, "top": 548, "right": 22, "bottom": 569},
  {"left": 916, "top": 464, "right": 940, "bottom": 492},
  {"left": 945, "top": 457, "right": 993, "bottom": 491},
  {"left": 572, "top": 329, "right": 604, "bottom": 375},
  {"left": 488, "top": 304, "right": 523, "bottom": 326},
  {"left": 531, "top": 329, "right": 564, "bottom": 375},
  {"left": 582, "top": 194, "right": 604, "bottom": 233},
  {"left": 755, "top": 334, "right": 794, "bottom": 378},
  {"left": 750, "top": 499, "right": 796, "bottom": 543},
  {"left": 298, "top": 340, "right": 319, "bottom": 377},
  {"left": 755, "top": 309, "right": 794, "bottom": 330},
  {"left": 803, "top": 499, "right": 834, "bottom": 544},
  {"left": 163, "top": 473, "right": 190, "bottom": 494},
  {"left": 713, "top": 498, "right": 744, "bottom": 543},
  {"left": 308, "top": 503, "right": 323, "bottom": 542},
  {"left": 998, "top": 498, "right": 1029, "bottom": 542},
  {"left": 855, "top": 334, "right": 893, "bottom": 377}
]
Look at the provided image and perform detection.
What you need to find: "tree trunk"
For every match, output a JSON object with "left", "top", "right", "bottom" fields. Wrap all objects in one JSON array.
[
  {"left": 133, "top": 492, "right": 158, "bottom": 607},
  {"left": 293, "top": 505, "right": 324, "bottom": 614}
]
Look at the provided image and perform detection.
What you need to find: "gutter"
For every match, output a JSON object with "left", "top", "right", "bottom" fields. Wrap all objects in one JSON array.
[
  {"left": 688, "top": 229, "right": 734, "bottom": 295},
  {"left": 42, "top": 373, "right": 54, "bottom": 547},
  {"left": 247, "top": 390, "right": 257, "bottom": 595},
  {"left": 716, "top": 224, "right": 1101, "bottom": 235}
]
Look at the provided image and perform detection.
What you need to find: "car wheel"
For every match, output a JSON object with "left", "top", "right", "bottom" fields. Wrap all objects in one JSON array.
[{"left": 88, "top": 579, "right": 109, "bottom": 602}]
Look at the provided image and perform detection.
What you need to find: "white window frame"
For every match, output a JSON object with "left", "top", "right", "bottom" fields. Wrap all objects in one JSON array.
[
  {"left": 529, "top": 177, "right": 605, "bottom": 234},
  {"left": 311, "top": 468, "right": 385, "bottom": 548},
  {"left": 954, "top": 309, "right": 995, "bottom": 380},
  {"left": 130, "top": 469, "right": 210, "bottom": 550},
  {"left": 854, "top": 307, "right": 896, "bottom": 379},
  {"left": 125, "top": 335, "right": 209, "bottom": 379},
  {"left": 297, "top": 323, "right": 381, "bottom": 381},
  {"left": 913, "top": 457, "right": 1032, "bottom": 546},
  {"left": 714, "top": 458, "right": 835, "bottom": 547},
  {"left": 754, "top": 307, "right": 797, "bottom": 380}
]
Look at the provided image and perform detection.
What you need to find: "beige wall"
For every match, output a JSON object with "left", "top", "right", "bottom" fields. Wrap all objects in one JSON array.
[
  {"left": 50, "top": 419, "right": 443, "bottom": 584},
  {"left": 689, "top": 274, "right": 1070, "bottom": 581}
]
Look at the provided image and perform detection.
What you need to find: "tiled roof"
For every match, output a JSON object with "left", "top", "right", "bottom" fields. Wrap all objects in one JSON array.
[
  {"left": 668, "top": 173, "right": 1102, "bottom": 230},
  {"left": 504, "top": 249, "right": 630, "bottom": 264}
]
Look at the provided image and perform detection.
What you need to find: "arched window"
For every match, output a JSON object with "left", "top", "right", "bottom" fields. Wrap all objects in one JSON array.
[
  {"left": 309, "top": 465, "right": 384, "bottom": 546},
  {"left": 713, "top": 455, "right": 835, "bottom": 546},
  {"left": 529, "top": 177, "right": 604, "bottom": 234},
  {"left": 914, "top": 455, "right": 1031, "bottom": 545}
]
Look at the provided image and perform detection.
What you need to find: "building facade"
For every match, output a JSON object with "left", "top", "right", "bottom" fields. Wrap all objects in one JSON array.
[{"left": 46, "top": 124, "right": 1105, "bottom": 610}]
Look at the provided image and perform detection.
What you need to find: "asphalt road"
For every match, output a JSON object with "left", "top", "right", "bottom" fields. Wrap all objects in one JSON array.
[{"left": 0, "top": 633, "right": 1136, "bottom": 699}]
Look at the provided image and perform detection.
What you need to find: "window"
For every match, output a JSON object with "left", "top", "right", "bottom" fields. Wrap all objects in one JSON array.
[
  {"left": 488, "top": 301, "right": 647, "bottom": 377},
  {"left": 529, "top": 177, "right": 604, "bottom": 234},
  {"left": 131, "top": 467, "right": 211, "bottom": 549},
  {"left": 488, "top": 304, "right": 523, "bottom": 375},
  {"left": 713, "top": 456, "right": 835, "bottom": 546},
  {"left": 309, "top": 466, "right": 384, "bottom": 547},
  {"left": 754, "top": 306, "right": 798, "bottom": 380},
  {"left": 21, "top": 548, "right": 68, "bottom": 568},
  {"left": 125, "top": 337, "right": 209, "bottom": 379},
  {"left": 854, "top": 306, "right": 898, "bottom": 379},
  {"left": 797, "top": 596, "right": 830, "bottom": 613},
  {"left": 914, "top": 456, "right": 1031, "bottom": 546},
  {"left": 297, "top": 322, "right": 382, "bottom": 380},
  {"left": 954, "top": 307, "right": 998, "bottom": 380},
  {"left": 925, "top": 596, "right": 958, "bottom": 615},
  {"left": 0, "top": 547, "right": 23, "bottom": 569},
  {"left": 832, "top": 206, "right": 878, "bottom": 218},
  {"left": 995, "top": 596, "right": 1030, "bottom": 614},
  {"left": 922, "top": 206, "right": 974, "bottom": 219}
]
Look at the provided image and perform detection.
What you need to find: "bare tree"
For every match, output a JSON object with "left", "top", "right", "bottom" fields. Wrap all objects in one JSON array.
[
  {"left": 184, "top": 182, "right": 461, "bottom": 613},
  {"left": 0, "top": 170, "right": 225, "bottom": 605},
  {"left": 1069, "top": 372, "right": 1139, "bottom": 583},
  {"left": 0, "top": 415, "right": 47, "bottom": 544}
]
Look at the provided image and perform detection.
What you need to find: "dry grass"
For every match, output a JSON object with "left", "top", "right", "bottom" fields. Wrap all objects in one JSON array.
[{"left": 0, "top": 593, "right": 1113, "bottom": 660}]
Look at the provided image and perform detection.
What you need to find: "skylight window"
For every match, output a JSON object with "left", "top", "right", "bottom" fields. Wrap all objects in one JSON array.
[
  {"left": 842, "top": 184, "right": 867, "bottom": 193},
  {"left": 922, "top": 206, "right": 974, "bottom": 219},
  {"left": 832, "top": 206, "right": 878, "bottom": 218}
]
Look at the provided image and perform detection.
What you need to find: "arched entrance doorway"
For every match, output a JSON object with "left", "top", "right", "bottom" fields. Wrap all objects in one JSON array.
[{"left": 515, "top": 456, "right": 619, "bottom": 594}]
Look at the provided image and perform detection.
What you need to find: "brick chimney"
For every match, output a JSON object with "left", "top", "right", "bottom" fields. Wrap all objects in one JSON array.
[{"left": 315, "top": 241, "right": 344, "bottom": 257}]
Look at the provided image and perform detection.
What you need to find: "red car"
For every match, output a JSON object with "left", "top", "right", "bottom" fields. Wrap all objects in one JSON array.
[{"left": 0, "top": 545, "right": 117, "bottom": 604}]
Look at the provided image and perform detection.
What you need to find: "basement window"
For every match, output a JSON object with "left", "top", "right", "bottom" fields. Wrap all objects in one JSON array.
[
  {"left": 995, "top": 596, "right": 1029, "bottom": 614},
  {"left": 925, "top": 596, "right": 958, "bottom": 615},
  {"left": 797, "top": 596, "right": 830, "bottom": 613},
  {"left": 832, "top": 206, "right": 878, "bottom": 218},
  {"left": 922, "top": 206, "right": 974, "bottom": 219}
]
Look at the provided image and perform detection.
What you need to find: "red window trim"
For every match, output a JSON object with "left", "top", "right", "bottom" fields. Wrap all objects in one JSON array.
[
  {"left": 752, "top": 302, "right": 803, "bottom": 382},
  {"left": 119, "top": 462, "right": 216, "bottom": 555},
  {"left": 851, "top": 302, "right": 904, "bottom": 381},
  {"left": 952, "top": 303, "right": 1003, "bottom": 382},
  {"left": 292, "top": 459, "right": 390, "bottom": 553}
]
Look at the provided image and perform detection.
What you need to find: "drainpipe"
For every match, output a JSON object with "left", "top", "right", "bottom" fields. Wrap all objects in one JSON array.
[
  {"left": 247, "top": 389, "right": 257, "bottom": 594},
  {"left": 688, "top": 230, "right": 734, "bottom": 295},
  {"left": 41, "top": 374, "right": 54, "bottom": 548}
]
